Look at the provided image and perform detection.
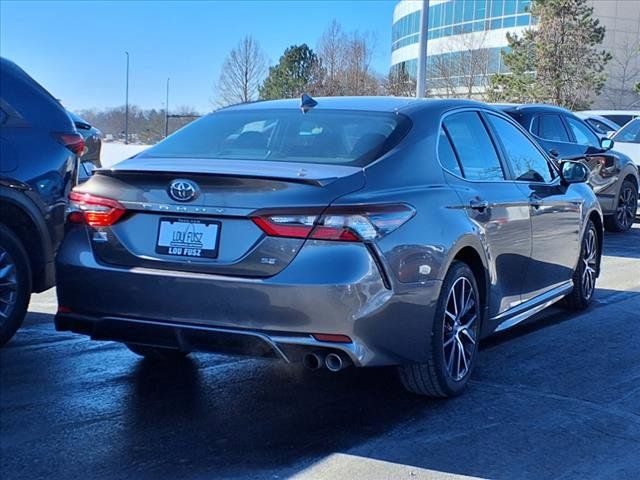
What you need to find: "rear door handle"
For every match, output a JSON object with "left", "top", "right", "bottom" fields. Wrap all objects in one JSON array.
[{"left": 469, "top": 199, "right": 489, "bottom": 211}]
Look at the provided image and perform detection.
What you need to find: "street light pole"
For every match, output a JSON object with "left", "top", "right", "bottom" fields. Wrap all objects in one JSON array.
[
  {"left": 125, "top": 51, "right": 130, "bottom": 144},
  {"left": 164, "top": 77, "right": 170, "bottom": 138},
  {"left": 416, "top": 0, "right": 430, "bottom": 98}
]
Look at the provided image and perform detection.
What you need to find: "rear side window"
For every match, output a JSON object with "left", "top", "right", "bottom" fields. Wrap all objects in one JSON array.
[
  {"left": 487, "top": 114, "right": 555, "bottom": 183},
  {"left": 443, "top": 112, "right": 504, "bottom": 181},
  {"left": 537, "top": 114, "right": 570, "bottom": 142},
  {"left": 437, "top": 128, "right": 462, "bottom": 176},
  {"left": 144, "top": 109, "right": 411, "bottom": 167},
  {"left": 566, "top": 117, "right": 600, "bottom": 148}
]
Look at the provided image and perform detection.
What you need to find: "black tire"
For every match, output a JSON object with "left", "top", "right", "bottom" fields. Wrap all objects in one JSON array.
[
  {"left": 563, "top": 220, "right": 599, "bottom": 310},
  {"left": 125, "top": 343, "right": 190, "bottom": 361},
  {"left": 604, "top": 179, "right": 637, "bottom": 232},
  {"left": 398, "top": 261, "right": 481, "bottom": 397},
  {"left": 0, "top": 224, "right": 31, "bottom": 347}
]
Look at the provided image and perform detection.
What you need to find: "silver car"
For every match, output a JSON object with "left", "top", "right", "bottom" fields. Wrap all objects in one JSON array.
[{"left": 55, "top": 97, "right": 603, "bottom": 397}]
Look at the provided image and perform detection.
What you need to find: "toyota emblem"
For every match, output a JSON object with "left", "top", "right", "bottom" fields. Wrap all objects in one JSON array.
[{"left": 168, "top": 179, "right": 199, "bottom": 202}]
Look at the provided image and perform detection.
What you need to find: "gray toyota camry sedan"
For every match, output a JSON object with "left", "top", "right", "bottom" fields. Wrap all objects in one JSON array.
[{"left": 55, "top": 97, "right": 603, "bottom": 397}]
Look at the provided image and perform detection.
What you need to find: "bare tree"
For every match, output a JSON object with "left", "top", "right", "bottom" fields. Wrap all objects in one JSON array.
[
  {"left": 315, "top": 20, "right": 381, "bottom": 96},
  {"left": 215, "top": 36, "right": 266, "bottom": 107},
  {"left": 428, "top": 32, "right": 492, "bottom": 99},
  {"left": 317, "top": 20, "right": 347, "bottom": 96},
  {"left": 600, "top": 39, "right": 640, "bottom": 108},
  {"left": 384, "top": 64, "right": 416, "bottom": 97},
  {"left": 343, "top": 31, "right": 380, "bottom": 95}
]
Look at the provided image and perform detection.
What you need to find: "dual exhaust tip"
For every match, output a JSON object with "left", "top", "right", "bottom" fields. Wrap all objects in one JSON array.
[{"left": 303, "top": 351, "right": 349, "bottom": 372}]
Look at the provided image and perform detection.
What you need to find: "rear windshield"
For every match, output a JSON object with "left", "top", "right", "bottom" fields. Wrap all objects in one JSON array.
[{"left": 143, "top": 109, "right": 411, "bottom": 166}]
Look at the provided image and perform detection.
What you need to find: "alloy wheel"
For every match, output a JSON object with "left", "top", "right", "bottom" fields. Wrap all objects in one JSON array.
[
  {"left": 443, "top": 277, "right": 478, "bottom": 381},
  {"left": 581, "top": 228, "right": 598, "bottom": 300},
  {"left": 0, "top": 247, "right": 18, "bottom": 325},
  {"left": 616, "top": 186, "right": 637, "bottom": 231}
]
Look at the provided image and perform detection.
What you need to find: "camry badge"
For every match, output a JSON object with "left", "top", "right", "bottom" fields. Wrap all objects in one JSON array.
[{"left": 168, "top": 179, "right": 199, "bottom": 202}]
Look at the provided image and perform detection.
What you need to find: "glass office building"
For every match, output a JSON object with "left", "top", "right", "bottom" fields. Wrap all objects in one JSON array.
[{"left": 391, "top": 0, "right": 535, "bottom": 94}]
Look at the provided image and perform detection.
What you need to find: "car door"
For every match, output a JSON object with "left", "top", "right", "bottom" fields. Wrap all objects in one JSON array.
[
  {"left": 440, "top": 110, "right": 532, "bottom": 318},
  {"left": 485, "top": 112, "right": 583, "bottom": 301}
]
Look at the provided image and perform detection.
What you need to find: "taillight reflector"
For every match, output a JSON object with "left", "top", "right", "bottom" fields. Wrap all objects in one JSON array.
[{"left": 312, "top": 334, "right": 352, "bottom": 343}]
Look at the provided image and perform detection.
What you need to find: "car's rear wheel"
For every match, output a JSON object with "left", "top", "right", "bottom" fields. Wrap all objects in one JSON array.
[
  {"left": 604, "top": 179, "right": 637, "bottom": 232},
  {"left": 125, "top": 343, "right": 190, "bottom": 361},
  {"left": 0, "top": 224, "right": 31, "bottom": 347},
  {"left": 398, "top": 261, "right": 480, "bottom": 397},
  {"left": 563, "top": 220, "right": 599, "bottom": 310}
]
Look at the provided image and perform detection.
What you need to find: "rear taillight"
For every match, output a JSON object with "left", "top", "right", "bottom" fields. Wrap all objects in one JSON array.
[
  {"left": 252, "top": 204, "right": 414, "bottom": 242},
  {"left": 67, "top": 191, "right": 126, "bottom": 227},
  {"left": 54, "top": 133, "right": 85, "bottom": 155}
]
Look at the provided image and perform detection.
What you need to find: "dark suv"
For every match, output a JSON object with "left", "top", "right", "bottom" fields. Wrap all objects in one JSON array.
[
  {"left": 0, "top": 57, "right": 82, "bottom": 345},
  {"left": 497, "top": 104, "right": 639, "bottom": 232}
]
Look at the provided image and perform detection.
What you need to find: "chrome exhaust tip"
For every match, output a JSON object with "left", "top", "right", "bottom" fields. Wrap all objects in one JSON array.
[
  {"left": 325, "top": 352, "right": 345, "bottom": 372},
  {"left": 303, "top": 352, "right": 325, "bottom": 370}
]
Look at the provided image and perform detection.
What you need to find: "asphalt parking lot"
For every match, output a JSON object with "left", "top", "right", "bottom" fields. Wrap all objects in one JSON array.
[{"left": 1, "top": 222, "right": 639, "bottom": 480}]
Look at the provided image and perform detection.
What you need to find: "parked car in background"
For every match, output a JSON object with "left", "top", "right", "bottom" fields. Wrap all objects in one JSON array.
[
  {"left": 0, "top": 57, "right": 82, "bottom": 345},
  {"left": 56, "top": 97, "right": 603, "bottom": 398},
  {"left": 574, "top": 112, "right": 620, "bottom": 138},
  {"left": 66, "top": 111, "right": 101, "bottom": 182},
  {"left": 498, "top": 104, "right": 638, "bottom": 232},
  {"left": 578, "top": 110, "right": 640, "bottom": 129},
  {"left": 610, "top": 118, "right": 640, "bottom": 168},
  {"left": 67, "top": 110, "right": 102, "bottom": 167}
]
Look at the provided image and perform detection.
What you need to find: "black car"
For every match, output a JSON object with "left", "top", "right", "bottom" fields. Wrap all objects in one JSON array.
[
  {"left": 497, "top": 104, "right": 639, "bottom": 232},
  {"left": 67, "top": 110, "right": 102, "bottom": 168},
  {"left": 0, "top": 57, "right": 82, "bottom": 345}
]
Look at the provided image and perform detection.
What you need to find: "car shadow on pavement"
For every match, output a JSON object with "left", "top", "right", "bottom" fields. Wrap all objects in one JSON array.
[{"left": 119, "top": 354, "right": 430, "bottom": 478}]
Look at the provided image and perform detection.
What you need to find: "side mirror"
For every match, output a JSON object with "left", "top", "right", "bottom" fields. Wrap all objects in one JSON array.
[
  {"left": 600, "top": 137, "right": 614, "bottom": 150},
  {"left": 560, "top": 160, "right": 590, "bottom": 184}
]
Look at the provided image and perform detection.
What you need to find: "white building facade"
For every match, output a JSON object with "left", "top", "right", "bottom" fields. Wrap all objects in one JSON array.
[{"left": 391, "top": 0, "right": 640, "bottom": 106}]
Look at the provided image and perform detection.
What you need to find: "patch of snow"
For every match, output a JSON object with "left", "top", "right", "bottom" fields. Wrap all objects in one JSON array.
[{"left": 100, "top": 142, "right": 151, "bottom": 168}]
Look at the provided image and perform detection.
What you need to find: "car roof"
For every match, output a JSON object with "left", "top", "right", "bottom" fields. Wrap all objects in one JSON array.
[
  {"left": 579, "top": 110, "right": 640, "bottom": 116},
  {"left": 219, "top": 96, "right": 490, "bottom": 115},
  {"left": 492, "top": 103, "right": 572, "bottom": 115}
]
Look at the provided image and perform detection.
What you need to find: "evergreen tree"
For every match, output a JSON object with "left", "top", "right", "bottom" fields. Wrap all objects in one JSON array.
[
  {"left": 259, "top": 44, "right": 322, "bottom": 100},
  {"left": 488, "top": 0, "right": 611, "bottom": 109}
]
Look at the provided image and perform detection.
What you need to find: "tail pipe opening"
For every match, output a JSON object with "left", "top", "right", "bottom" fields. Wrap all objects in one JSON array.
[{"left": 303, "top": 351, "right": 326, "bottom": 370}]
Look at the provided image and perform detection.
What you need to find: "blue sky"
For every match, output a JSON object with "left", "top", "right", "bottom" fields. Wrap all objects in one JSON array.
[{"left": 0, "top": 0, "right": 396, "bottom": 113}]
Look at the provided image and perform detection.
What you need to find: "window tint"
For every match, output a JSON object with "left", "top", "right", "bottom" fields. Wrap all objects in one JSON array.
[
  {"left": 565, "top": 117, "right": 600, "bottom": 147},
  {"left": 606, "top": 115, "right": 634, "bottom": 128},
  {"left": 537, "top": 114, "right": 570, "bottom": 142},
  {"left": 613, "top": 119, "right": 640, "bottom": 144},
  {"left": 585, "top": 118, "right": 612, "bottom": 135},
  {"left": 144, "top": 109, "right": 410, "bottom": 166},
  {"left": 488, "top": 114, "right": 554, "bottom": 183},
  {"left": 443, "top": 112, "right": 504, "bottom": 181},
  {"left": 437, "top": 128, "right": 462, "bottom": 176}
]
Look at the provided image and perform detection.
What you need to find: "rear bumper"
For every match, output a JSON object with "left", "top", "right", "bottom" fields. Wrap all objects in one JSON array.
[{"left": 56, "top": 228, "right": 442, "bottom": 366}]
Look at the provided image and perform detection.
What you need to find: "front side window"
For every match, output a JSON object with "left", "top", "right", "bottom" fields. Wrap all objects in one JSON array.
[
  {"left": 565, "top": 116, "right": 600, "bottom": 148},
  {"left": 443, "top": 112, "right": 504, "bottom": 181},
  {"left": 613, "top": 119, "right": 640, "bottom": 144},
  {"left": 488, "top": 114, "right": 555, "bottom": 183},
  {"left": 536, "top": 114, "right": 570, "bottom": 142},
  {"left": 144, "top": 109, "right": 410, "bottom": 167}
]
